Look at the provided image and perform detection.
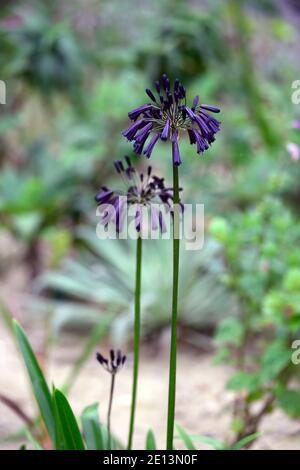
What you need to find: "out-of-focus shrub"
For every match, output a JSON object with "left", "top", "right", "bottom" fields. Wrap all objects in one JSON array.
[{"left": 210, "top": 195, "right": 300, "bottom": 443}]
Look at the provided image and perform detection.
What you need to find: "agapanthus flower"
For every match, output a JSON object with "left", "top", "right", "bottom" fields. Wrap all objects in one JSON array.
[
  {"left": 95, "top": 156, "right": 177, "bottom": 233},
  {"left": 96, "top": 349, "right": 126, "bottom": 375},
  {"left": 122, "top": 74, "right": 221, "bottom": 166}
]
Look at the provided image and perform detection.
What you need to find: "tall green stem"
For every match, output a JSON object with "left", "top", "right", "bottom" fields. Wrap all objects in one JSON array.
[
  {"left": 166, "top": 164, "right": 180, "bottom": 450},
  {"left": 127, "top": 235, "right": 143, "bottom": 450},
  {"left": 107, "top": 372, "right": 115, "bottom": 450}
]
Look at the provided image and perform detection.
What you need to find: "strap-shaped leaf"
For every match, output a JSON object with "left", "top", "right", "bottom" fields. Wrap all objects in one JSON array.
[
  {"left": 190, "top": 434, "right": 226, "bottom": 450},
  {"left": 175, "top": 423, "right": 196, "bottom": 450},
  {"left": 13, "top": 320, "right": 56, "bottom": 444},
  {"left": 81, "top": 403, "right": 104, "bottom": 450},
  {"left": 146, "top": 429, "right": 156, "bottom": 450},
  {"left": 53, "top": 388, "right": 85, "bottom": 450},
  {"left": 231, "top": 432, "right": 261, "bottom": 450}
]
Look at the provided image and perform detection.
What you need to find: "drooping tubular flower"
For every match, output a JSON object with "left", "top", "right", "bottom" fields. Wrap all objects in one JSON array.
[
  {"left": 95, "top": 156, "right": 177, "bottom": 233},
  {"left": 122, "top": 74, "right": 221, "bottom": 166}
]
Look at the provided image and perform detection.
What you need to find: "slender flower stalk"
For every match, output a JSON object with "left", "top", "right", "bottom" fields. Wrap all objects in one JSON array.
[
  {"left": 166, "top": 163, "right": 180, "bottom": 449},
  {"left": 127, "top": 235, "right": 142, "bottom": 449},
  {"left": 96, "top": 157, "right": 177, "bottom": 449},
  {"left": 123, "top": 74, "right": 221, "bottom": 450},
  {"left": 96, "top": 349, "right": 126, "bottom": 450},
  {"left": 107, "top": 372, "right": 115, "bottom": 449}
]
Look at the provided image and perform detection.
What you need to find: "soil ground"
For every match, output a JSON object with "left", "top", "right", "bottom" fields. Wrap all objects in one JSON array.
[
  {"left": 1, "top": 319, "right": 300, "bottom": 450},
  {"left": 1, "top": 255, "right": 300, "bottom": 450}
]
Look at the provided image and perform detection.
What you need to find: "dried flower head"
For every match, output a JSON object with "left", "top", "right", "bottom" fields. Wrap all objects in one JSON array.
[
  {"left": 122, "top": 74, "right": 221, "bottom": 165},
  {"left": 95, "top": 156, "right": 177, "bottom": 233},
  {"left": 96, "top": 349, "right": 126, "bottom": 375}
]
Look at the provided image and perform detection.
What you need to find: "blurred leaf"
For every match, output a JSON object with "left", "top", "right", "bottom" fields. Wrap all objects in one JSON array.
[
  {"left": 270, "top": 19, "right": 295, "bottom": 42},
  {"left": 25, "top": 430, "right": 43, "bottom": 450},
  {"left": 175, "top": 423, "right": 196, "bottom": 450},
  {"left": 13, "top": 213, "right": 42, "bottom": 240},
  {"left": 259, "top": 342, "right": 291, "bottom": 383},
  {"left": 277, "top": 389, "right": 300, "bottom": 418},
  {"left": 13, "top": 320, "right": 56, "bottom": 444},
  {"left": 81, "top": 403, "right": 104, "bottom": 450},
  {"left": 0, "top": 301, "right": 14, "bottom": 334},
  {"left": 53, "top": 388, "right": 85, "bottom": 450},
  {"left": 231, "top": 432, "right": 261, "bottom": 450},
  {"left": 146, "top": 429, "right": 156, "bottom": 450},
  {"left": 227, "top": 371, "right": 259, "bottom": 392},
  {"left": 91, "top": 72, "right": 144, "bottom": 120},
  {"left": 214, "top": 318, "right": 244, "bottom": 346},
  {"left": 190, "top": 434, "right": 226, "bottom": 450},
  {"left": 43, "top": 228, "right": 72, "bottom": 267}
]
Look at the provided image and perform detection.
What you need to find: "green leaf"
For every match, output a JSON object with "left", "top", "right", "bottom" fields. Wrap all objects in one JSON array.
[
  {"left": 0, "top": 301, "right": 14, "bottom": 334},
  {"left": 146, "top": 429, "right": 156, "bottom": 450},
  {"left": 53, "top": 388, "right": 85, "bottom": 450},
  {"left": 231, "top": 417, "right": 245, "bottom": 434},
  {"left": 259, "top": 342, "right": 291, "bottom": 382},
  {"left": 277, "top": 389, "right": 300, "bottom": 418},
  {"left": 231, "top": 432, "right": 261, "bottom": 450},
  {"left": 25, "top": 430, "right": 43, "bottom": 450},
  {"left": 215, "top": 318, "right": 244, "bottom": 347},
  {"left": 190, "top": 435, "right": 226, "bottom": 450},
  {"left": 227, "top": 371, "right": 259, "bottom": 392},
  {"left": 175, "top": 423, "right": 196, "bottom": 450},
  {"left": 81, "top": 403, "right": 104, "bottom": 450},
  {"left": 13, "top": 320, "right": 56, "bottom": 444}
]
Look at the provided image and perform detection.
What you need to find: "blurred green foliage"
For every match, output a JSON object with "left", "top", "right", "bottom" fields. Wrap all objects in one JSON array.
[
  {"left": 211, "top": 195, "right": 300, "bottom": 441},
  {"left": 0, "top": 11, "right": 82, "bottom": 96},
  {"left": 34, "top": 227, "right": 237, "bottom": 337}
]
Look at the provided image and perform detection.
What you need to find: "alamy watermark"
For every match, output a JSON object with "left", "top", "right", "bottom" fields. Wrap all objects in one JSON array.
[
  {"left": 96, "top": 200, "right": 205, "bottom": 251},
  {"left": 291, "top": 80, "right": 300, "bottom": 104},
  {"left": 291, "top": 340, "right": 300, "bottom": 365},
  {"left": 0, "top": 80, "right": 6, "bottom": 104}
]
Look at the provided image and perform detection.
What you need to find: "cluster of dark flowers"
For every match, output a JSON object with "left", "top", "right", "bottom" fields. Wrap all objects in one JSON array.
[
  {"left": 95, "top": 76, "right": 221, "bottom": 448},
  {"left": 96, "top": 349, "right": 126, "bottom": 375},
  {"left": 95, "top": 156, "right": 177, "bottom": 233},
  {"left": 95, "top": 74, "right": 221, "bottom": 234},
  {"left": 122, "top": 74, "right": 220, "bottom": 165}
]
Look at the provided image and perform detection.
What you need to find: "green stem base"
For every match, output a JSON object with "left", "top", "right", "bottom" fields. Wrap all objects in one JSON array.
[
  {"left": 166, "top": 164, "right": 180, "bottom": 450},
  {"left": 127, "top": 236, "right": 143, "bottom": 450}
]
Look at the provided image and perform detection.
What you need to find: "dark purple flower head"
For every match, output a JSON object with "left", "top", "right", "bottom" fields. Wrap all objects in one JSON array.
[
  {"left": 96, "top": 349, "right": 126, "bottom": 375},
  {"left": 123, "top": 74, "right": 221, "bottom": 166},
  {"left": 95, "top": 156, "right": 177, "bottom": 233}
]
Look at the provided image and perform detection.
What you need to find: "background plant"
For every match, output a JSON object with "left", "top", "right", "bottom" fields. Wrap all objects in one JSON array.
[{"left": 210, "top": 194, "right": 300, "bottom": 446}]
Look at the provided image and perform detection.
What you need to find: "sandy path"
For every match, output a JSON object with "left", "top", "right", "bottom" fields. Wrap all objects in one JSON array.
[
  {"left": 1, "top": 318, "right": 300, "bottom": 450},
  {"left": 0, "top": 243, "right": 300, "bottom": 450}
]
